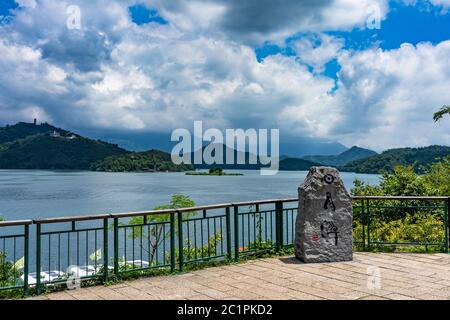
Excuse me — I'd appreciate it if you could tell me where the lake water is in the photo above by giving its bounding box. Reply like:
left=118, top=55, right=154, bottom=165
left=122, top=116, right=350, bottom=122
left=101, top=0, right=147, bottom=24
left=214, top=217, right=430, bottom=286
left=0, top=170, right=380, bottom=220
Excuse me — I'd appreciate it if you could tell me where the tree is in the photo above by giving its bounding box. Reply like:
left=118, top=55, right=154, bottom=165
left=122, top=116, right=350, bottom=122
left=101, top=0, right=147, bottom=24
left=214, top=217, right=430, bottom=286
left=351, top=160, right=450, bottom=251
left=433, top=105, right=450, bottom=122
left=128, top=195, right=196, bottom=265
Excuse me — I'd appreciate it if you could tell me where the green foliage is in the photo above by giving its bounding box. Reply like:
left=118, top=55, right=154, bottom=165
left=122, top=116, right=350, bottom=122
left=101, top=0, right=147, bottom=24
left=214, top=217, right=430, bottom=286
left=352, top=159, right=450, bottom=252
left=423, top=156, right=450, bottom=195
left=209, top=167, right=223, bottom=175
left=92, top=149, right=193, bottom=172
left=183, top=233, right=223, bottom=262
left=433, top=105, right=450, bottom=122
left=342, top=145, right=450, bottom=174
left=352, top=158, right=450, bottom=197
left=127, top=195, right=196, bottom=265
left=0, top=252, right=22, bottom=288
left=353, top=214, right=445, bottom=252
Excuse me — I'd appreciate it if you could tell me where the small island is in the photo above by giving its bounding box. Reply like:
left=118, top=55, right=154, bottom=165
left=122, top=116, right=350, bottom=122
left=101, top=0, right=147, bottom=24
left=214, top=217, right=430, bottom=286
left=185, top=168, right=243, bottom=176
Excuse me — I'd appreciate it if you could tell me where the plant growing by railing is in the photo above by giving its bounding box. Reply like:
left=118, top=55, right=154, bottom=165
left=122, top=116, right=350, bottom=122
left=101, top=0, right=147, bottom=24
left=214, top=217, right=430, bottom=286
left=0, top=252, right=22, bottom=288
left=183, top=233, right=222, bottom=262
left=126, top=195, right=197, bottom=265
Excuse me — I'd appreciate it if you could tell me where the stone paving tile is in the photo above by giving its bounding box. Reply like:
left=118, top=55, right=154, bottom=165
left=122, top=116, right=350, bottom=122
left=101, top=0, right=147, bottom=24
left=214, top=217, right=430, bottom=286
left=34, top=253, right=450, bottom=300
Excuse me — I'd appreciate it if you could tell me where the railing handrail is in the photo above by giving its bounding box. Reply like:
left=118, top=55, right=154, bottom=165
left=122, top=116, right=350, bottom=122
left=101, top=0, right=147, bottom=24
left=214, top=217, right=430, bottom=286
left=1, top=196, right=449, bottom=227
left=352, top=196, right=449, bottom=200
left=0, top=219, right=33, bottom=227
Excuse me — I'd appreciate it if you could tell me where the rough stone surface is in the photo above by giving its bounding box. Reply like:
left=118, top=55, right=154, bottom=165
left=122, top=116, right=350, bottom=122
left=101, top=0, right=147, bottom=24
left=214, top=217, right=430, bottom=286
left=295, top=167, right=353, bottom=263
left=34, top=253, right=450, bottom=300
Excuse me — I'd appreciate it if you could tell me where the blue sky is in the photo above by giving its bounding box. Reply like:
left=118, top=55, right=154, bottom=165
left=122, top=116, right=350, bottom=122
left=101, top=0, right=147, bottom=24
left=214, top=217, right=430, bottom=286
left=1, top=0, right=450, bottom=154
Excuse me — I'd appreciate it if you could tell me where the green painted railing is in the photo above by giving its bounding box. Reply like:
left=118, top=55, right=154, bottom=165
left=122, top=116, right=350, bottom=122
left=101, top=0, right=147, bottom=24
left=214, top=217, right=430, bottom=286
left=0, top=196, right=449, bottom=297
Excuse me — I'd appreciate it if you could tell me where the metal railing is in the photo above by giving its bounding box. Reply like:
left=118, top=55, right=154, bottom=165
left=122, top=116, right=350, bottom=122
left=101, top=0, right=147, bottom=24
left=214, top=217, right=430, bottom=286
left=353, top=196, right=449, bottom=252
left=0, top=196, right=449, bottom=297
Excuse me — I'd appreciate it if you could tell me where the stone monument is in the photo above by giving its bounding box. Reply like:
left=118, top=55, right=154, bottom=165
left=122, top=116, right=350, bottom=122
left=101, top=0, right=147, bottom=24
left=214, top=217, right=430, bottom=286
left=295, top=167, right=353, bottom=263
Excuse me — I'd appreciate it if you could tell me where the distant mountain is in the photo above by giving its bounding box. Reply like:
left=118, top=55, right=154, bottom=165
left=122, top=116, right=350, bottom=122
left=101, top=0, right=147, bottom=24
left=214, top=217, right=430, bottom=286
left=92, top=149, right=193, bottom=172
left=303, top=146, right=377, bottom=166
left=279, top=157, right=321, bottom=171
left=77, top=129, right=349, bottom=156
left=341, top=145, right=450, bottom=174
left=185, top=144, right=265, bottom=170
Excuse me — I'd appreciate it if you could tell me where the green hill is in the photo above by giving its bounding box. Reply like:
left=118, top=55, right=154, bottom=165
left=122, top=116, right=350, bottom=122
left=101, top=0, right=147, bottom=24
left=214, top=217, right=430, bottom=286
left=303, top=146, right=377, bottom=166
left=0, top=122, right=70, bottom=144
left=279, top=157, right=321, bottom=171
left=0, top=133, right=127, bottom=170
left=92, top=149, right=194, bottom=172
left=341, top=145, right=450, bottom=173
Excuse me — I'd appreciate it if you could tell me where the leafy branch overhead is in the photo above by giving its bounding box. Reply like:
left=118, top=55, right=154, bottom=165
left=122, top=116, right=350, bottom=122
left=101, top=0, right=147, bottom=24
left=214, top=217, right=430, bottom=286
left=433, top=105, right=450, bottom=122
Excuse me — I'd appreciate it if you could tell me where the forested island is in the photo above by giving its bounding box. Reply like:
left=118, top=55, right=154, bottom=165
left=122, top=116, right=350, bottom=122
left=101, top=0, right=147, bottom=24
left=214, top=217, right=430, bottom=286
left=185, top=168, right=243, bottom=176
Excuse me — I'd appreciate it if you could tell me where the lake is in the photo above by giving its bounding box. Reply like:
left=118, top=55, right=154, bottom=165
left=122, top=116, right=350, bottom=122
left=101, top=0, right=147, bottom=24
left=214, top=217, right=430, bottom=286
left=0, top=170, right=380, bottom=220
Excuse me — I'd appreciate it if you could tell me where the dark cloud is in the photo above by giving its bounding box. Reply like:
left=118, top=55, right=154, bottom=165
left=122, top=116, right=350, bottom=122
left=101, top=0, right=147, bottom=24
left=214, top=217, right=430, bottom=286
left=41, top=30, right=113, bottom=72
left=219, top=0, right=332, bottom=34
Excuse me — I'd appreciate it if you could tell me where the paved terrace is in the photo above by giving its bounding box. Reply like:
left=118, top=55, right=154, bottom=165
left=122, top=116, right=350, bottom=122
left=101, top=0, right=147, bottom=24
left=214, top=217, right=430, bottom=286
left=31, top=252, right=450, bottom=300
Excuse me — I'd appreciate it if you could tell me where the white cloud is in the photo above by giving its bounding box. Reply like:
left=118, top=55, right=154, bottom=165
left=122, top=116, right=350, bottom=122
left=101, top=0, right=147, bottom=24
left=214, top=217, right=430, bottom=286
left=292, top=33, right=344, bottom=73
left=0, top=0, right=449, bottom=152
left=331, top=41, right=450, bottom=150
left=149, top=0, right=389, bottom=45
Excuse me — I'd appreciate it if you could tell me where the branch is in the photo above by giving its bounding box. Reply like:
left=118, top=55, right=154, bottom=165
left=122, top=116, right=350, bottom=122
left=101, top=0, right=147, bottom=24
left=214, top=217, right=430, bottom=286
left=433, top=105, right=450, bottom=122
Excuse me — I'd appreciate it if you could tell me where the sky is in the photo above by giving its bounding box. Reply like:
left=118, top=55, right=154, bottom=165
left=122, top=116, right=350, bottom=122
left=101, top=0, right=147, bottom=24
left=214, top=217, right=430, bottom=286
left=0, top=0, right=450, bottom=154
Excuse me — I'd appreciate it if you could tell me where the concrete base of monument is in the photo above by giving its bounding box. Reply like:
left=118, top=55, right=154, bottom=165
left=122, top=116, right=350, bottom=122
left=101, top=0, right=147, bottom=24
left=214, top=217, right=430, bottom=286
left=295, top=248, right=353, bottom=263
left=295, top=166, right=353, bottom=263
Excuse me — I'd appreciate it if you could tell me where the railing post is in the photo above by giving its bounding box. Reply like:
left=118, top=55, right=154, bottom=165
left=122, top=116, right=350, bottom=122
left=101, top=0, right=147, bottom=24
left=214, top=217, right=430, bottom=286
left=361, top=199, right=366, bottom=251
left=23, top=224, right=29, bottom=296
left=36, top=223, right=41, bottom=295
left=170, top=212, right=175, bottom=272
left=177, top=211, right=184, bottom=272
left=103, top=218, right=109, bottom=282
left=445, top=198, right=449, bottom=254
left=275, top=201, right=283, bottom=252
left=234, top=205, right=239, bottom=262
left=278, top=201, right=284, bottom=250
left=256, top=204, right=261, bottom=246
left=226, top=207, right=232, bottom=260
left=113, top=217, right=119, bottom=279
left=366, top=199, right=371, bottom=250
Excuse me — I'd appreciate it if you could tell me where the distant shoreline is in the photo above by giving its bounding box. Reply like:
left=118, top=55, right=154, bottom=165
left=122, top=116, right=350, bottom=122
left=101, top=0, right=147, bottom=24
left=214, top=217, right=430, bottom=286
left=185, top=171, right=243, bottom=176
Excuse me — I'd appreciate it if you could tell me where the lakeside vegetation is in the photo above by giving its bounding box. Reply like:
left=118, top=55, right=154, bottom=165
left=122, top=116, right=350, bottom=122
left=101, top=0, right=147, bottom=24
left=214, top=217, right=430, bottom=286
left=351, top=156, right=450, bottom=252
left=341, top=145, right=450, bottom=174
left=185, top=168, right=243, bottom=176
